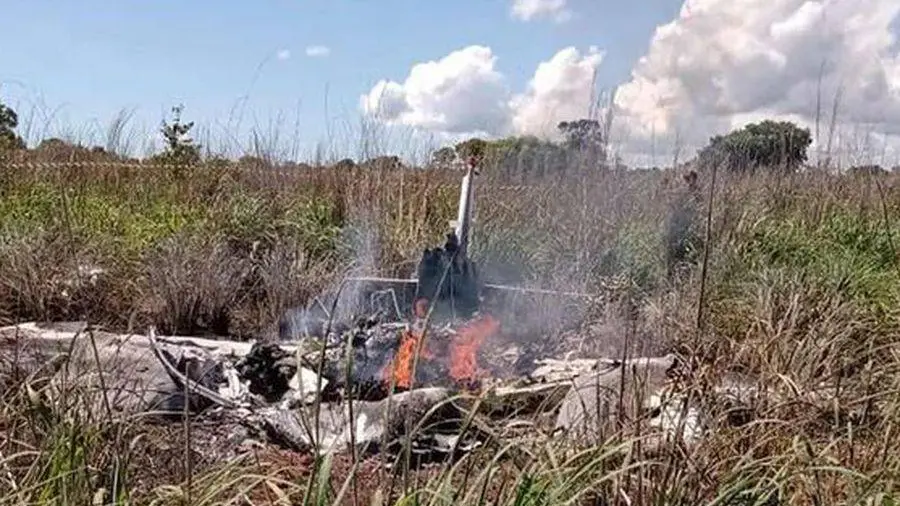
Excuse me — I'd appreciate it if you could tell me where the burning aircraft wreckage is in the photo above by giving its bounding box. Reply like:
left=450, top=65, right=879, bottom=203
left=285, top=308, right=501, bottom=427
left=276, top=161, right=602, bottom=394
left=1, top=160, right=746, bottom=467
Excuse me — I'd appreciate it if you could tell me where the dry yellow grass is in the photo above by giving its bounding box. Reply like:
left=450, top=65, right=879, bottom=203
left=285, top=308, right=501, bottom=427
left=2, top=157, right=900, bottom=504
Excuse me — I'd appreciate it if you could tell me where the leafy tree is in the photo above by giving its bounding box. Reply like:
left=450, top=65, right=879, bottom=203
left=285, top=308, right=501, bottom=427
left=364, top=155, right=402, bottom=170
left=440, top=118, right=612, bottom=180
left=0, top=100, right=25, bottom=151
left=430, top=146, right=456, bottom=167
left=333, top=158, right=356, bottom=170
left=32, top=138, right=115, bottom=162
left=698, top=120, right=812, bottom=172
left=155, top=104, right=201, bottom=167
left=558, top=119, right=604, bottom=151
left=446, top=135, right=568, bottom=180
left=454, top=138, right=488, bottom=163
left=482, top=135, right=566, bottom=179
left=558, top=119, right=608, bottom=169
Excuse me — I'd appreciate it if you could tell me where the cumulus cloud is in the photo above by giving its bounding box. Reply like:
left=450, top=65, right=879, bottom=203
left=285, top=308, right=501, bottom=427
left=362, top=0, right=900, bottom=167
left=305, top=45, right=331, bottom=58
left=511, top=46, right=604, bottom=137
left=612, top=0, right=900, bottom=164
left=360, top=45, right=512, bottom=136
left=360, top=45, right=606, bottom=139
left=510, top=0, right=572, bottom=23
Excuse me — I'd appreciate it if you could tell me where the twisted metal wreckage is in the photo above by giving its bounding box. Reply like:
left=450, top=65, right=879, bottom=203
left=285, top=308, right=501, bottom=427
left=339, top=157, right=598, bottom=322
left=2, top=158, right=726, bottom=463
left=275, top=157, right=604, bottom=393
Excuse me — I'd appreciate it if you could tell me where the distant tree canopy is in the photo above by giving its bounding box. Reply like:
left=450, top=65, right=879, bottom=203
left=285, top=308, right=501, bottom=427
left=32, top=138, right=117, bottom=162
left=433, top=119, right=609, bottom=180
left=0, top=100, right=25, bottom=152
left=431, top=146, right=456, bottom=166
left=333, top=158, right=356, bottom=170
left=450, top=135, right=567, bottom=178
left=363, top=155, right=402, bottom=170
left=698, top=120, right=812, bottom=172
left=454, top=138, right=489, bottom=162
left=558, top=119, right=606, bottom=160
left=847, top=164, right=886, bottom=177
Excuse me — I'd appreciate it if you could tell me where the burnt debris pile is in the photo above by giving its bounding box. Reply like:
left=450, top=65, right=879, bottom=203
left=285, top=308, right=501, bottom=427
left=2, top=320, right=723, bottom=469
left=235, top=342, right=300, bottom=402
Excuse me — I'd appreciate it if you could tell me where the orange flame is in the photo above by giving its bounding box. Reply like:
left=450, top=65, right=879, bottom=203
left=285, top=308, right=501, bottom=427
left=381, top=301, right=500, bottom=390
left=384, top=329, right=432, bottom=389
left=449, top=314, right=500, bottom=385
left=382, top=298, right=432, bottom=389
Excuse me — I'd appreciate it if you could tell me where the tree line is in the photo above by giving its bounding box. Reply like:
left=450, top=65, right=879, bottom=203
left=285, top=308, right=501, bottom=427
left=4, top=96, right=888, bottom=174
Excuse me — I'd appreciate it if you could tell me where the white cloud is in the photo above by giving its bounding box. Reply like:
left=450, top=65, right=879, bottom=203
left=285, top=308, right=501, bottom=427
left=305, top=45, right=331, bottom=58
left=361, top=0, right=900, bottom=168
left=360, top=45, right=512, bottom=136
left=360, top=45, right=605, bottom=139
left=511, top=0, right=572, bottom=23
left=276, top=49, right=291, bottom=61
left=612, top=0, right=900, bottom=165
left=511, top=46, right=605, bottom=137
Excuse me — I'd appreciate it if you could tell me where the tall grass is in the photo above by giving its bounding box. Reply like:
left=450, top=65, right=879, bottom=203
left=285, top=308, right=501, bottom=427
left=2, top=155, right=900, bottom=504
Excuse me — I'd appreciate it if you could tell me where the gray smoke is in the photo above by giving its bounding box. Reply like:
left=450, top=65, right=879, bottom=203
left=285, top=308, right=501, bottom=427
left=329, top=208, right=381, bottom=321
left=278, top=209, right=381, bottom=342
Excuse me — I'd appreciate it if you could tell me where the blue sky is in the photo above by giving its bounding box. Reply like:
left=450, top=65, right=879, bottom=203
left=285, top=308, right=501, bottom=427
left=2, top=0, right=899, bottom=166
left=0, top=0, right=682, bottom=158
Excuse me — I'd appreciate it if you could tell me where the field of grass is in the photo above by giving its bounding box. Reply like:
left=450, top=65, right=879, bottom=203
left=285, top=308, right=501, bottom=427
left=3, top=154, right=900, bottom=504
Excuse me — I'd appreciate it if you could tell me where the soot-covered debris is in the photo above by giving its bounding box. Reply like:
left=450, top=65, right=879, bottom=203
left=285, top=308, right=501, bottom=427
left=235, top=342, right=298, bottom=402
left=4, top=320, right=727, bottom=466
left=416, top=232, right=481, bottom=320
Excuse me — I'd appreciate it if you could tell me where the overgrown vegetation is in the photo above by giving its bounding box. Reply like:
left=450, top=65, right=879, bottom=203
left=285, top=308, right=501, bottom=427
left=149, top=104, right=202, bottom=171
left=3, top=96, right=900, bottom=504
left=698, top=120, right=814, bottom=172
left=440, top=118, right=615, bottom=180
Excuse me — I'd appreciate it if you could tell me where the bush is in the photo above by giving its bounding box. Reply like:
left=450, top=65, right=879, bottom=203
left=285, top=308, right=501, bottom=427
left=0, top=100, right=25, bottom=152
left=698, top=120, right=813, bottom=172
left=143, top=234, right=251, bottom=335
